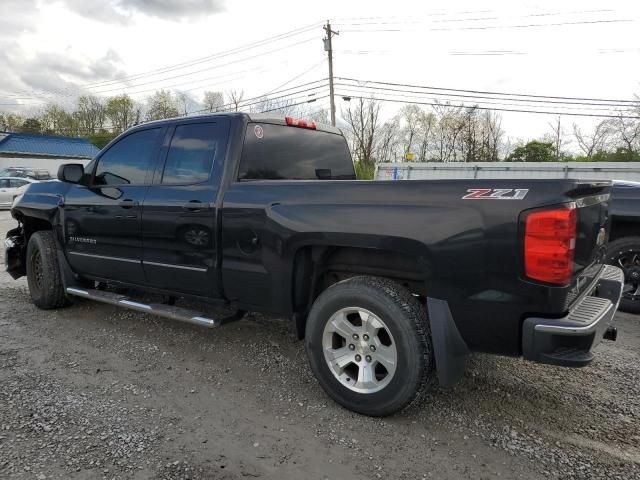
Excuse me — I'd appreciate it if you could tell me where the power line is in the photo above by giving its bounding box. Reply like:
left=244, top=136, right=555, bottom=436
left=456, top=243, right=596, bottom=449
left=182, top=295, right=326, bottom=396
left=336, top=77, right=639, bottom=104
left=334, top=82, right=636, bottom=108
left=338, top=18, right=633, bottom=33
left=260, top=96, right=329, bottom=113
left=335, top=85, right=629, bottom=116
left=187, top=82, right=329, bottom=115
left=2, top=22, right=323, bottom=99
left=336, top=93, right=640, bottom=119
left=263, top=58, right=326, bottom=96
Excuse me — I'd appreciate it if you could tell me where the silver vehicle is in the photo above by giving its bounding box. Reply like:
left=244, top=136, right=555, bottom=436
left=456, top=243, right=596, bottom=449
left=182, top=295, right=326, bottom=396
left=0, top=177, right=36, bottom=208
left=0, top=167, right=52, bottom=180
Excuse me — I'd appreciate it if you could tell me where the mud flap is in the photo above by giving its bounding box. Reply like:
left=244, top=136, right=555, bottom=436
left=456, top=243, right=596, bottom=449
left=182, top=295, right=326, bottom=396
left=427, top=297, right=470, bottom=387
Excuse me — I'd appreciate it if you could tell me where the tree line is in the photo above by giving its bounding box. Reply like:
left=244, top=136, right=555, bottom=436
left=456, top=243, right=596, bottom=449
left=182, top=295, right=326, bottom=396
left=339, top=97, right=640, bottom=177
left=0, top=89, right=264, bottom=148
left=1, top=89, right=638, bottom=167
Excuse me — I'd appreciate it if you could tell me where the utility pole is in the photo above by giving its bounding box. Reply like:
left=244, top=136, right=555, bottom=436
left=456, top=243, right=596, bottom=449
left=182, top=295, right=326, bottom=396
left=323, top=20, right=338, bottom=126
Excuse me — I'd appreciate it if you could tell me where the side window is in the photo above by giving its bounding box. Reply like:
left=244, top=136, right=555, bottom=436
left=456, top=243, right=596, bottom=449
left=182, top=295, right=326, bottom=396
left=161, top=123, right=220, bottom=184
left=10, top=179, right=28, bottom=188
left=94, top=128, right=161, bottom=186
left=0, top=179, right=9, bottom=188
left=238, top=123, right=355, bottom=180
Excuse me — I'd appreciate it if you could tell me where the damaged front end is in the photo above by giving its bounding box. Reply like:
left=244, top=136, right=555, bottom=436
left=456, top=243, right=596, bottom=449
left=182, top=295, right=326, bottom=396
left=4, top=226, right=26, bottom=279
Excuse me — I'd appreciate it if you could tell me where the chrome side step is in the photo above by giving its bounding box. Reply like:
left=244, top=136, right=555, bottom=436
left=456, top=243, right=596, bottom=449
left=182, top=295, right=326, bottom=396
left=66, top=287, right=245, bottom=328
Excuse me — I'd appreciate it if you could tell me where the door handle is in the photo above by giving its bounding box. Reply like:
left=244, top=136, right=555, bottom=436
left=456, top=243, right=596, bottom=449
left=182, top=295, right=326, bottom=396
left=118, top=199, right=139, bottom=209
left=182, top=201, right=211, bottom=212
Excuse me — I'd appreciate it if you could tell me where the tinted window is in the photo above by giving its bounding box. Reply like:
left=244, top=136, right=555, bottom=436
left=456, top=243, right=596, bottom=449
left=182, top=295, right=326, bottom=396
left=162, top=123, right=220, bottom=184
left=238, top=123, right=355, bottom=180
left=94, top=128, right=161, bottom=185
left=0, top=179, right=9, bottom=188
left=10, top=179, right=28, bottom=187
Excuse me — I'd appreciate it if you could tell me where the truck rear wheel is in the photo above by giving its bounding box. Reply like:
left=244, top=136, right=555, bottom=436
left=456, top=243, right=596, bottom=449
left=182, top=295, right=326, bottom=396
left=606, top=236, right=640, bottom=314
left=26, top=231, right=67, bottom=310
left=305, top=276, right=434, bottom=416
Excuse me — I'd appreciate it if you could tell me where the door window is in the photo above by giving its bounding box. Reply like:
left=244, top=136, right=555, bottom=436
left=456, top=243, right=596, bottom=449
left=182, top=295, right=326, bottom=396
left=94, top=128, right=161, bottom=186
left=10, top=179, right=28, bottom=188
left=161, top=123, right=220, bottom=184
left=0, top=179, right=9, bottom=188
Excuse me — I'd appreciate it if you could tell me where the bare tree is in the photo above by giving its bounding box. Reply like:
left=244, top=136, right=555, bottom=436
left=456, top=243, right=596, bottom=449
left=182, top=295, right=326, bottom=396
left=573, top=121, right=611, bottom=158
left=546, top=116, right=568, bottom=160
left=342, top=97, right=381, bottom=166
left=203, top=91, right=224, bottom=112
left=399, top=105, right=421, bottom=156
left=417, top=111, right=436, bottom=161
left=609, top=113, right=640, bottom=155
left=375, top=119, right=401, bottom=163
left=175, top=91, right=200, bottom=116
left=227, top=90, right=245, bottom=111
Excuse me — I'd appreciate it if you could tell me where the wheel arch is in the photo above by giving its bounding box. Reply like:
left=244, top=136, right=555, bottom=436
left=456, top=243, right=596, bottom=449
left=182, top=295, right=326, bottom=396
left=289, top=239, right=432, bottom=339
left=610, top=216, right=640, bottom=242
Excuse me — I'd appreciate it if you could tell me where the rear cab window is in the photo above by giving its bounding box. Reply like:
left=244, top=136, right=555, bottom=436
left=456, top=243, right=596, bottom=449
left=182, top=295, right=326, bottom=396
left=238, top=122, right=355, bottom=181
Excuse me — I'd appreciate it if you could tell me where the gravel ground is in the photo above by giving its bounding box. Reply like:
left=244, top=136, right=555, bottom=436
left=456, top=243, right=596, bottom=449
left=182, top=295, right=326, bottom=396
left=0, top=210, right=638, bottom=480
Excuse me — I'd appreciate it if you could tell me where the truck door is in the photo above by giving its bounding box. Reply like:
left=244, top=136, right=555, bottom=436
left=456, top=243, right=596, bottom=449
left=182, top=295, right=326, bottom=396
left=62, top=126, right=164, bottom=284
left=141, top=119, right=229, bottom=298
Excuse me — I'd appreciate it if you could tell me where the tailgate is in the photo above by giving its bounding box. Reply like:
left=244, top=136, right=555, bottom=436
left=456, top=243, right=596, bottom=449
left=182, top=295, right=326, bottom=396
left=567, top=182, right=611, bottom=303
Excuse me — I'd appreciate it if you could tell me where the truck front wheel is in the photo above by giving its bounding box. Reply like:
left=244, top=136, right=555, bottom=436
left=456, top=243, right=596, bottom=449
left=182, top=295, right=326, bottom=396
left=305, top=276, right=434, bottom=416
left=26, top=231, right=67, bottom=310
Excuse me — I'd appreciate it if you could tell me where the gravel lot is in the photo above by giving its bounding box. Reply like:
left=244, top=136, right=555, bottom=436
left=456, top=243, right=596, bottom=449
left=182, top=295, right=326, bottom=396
left=0, top=210, right=638, bottom=480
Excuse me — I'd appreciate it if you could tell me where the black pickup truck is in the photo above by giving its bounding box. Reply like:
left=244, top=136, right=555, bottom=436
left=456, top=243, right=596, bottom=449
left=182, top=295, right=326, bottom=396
left=606, top=181, right=640, bottom=314
left=4, top=113, right=624, bottom=416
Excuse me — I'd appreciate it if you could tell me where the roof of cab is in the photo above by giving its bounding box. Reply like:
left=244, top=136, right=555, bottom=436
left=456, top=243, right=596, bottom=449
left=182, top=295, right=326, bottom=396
left=134, top=112, right=343, bottom=135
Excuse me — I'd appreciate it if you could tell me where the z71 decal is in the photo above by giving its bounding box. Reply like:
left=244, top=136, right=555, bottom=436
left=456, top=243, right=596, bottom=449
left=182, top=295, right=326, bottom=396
left=462, top=188, right=529, bottom=200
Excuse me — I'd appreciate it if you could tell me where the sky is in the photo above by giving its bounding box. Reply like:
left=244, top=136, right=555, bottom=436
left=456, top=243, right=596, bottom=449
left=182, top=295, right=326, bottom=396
left=0, top=0, right=638, bottom=149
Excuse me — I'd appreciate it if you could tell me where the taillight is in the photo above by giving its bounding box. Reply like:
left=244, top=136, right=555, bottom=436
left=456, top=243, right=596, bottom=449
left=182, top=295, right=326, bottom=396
left=285, top=116, right=316, bottom=130
left=524, top=204, right=577, bottom=285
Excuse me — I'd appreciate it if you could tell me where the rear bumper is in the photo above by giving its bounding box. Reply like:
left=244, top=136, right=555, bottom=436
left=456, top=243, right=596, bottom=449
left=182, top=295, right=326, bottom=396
left=522, top=264, right=623, bottom=367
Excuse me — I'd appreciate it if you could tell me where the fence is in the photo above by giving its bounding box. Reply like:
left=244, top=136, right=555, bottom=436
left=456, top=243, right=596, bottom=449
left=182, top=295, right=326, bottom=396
left=374, top=162, right=640, bottom=182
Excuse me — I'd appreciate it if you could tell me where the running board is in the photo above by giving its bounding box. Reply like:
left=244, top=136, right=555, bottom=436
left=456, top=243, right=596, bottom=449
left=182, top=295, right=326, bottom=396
left=66, top=287, right=245, bottom=328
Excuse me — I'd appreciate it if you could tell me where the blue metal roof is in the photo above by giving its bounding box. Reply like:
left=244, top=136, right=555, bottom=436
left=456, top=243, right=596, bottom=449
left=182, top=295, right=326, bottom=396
left=0, top=132, right=99, bottom=159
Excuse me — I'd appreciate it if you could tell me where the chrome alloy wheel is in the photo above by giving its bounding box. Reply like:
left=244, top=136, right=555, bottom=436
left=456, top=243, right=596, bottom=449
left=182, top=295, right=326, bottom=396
left=322, top=307, right=397, bottom=394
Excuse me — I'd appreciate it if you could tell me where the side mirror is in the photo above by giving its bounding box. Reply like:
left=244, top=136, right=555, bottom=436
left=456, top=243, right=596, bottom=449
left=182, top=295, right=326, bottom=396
left=58, top=164, right=85, bottom=184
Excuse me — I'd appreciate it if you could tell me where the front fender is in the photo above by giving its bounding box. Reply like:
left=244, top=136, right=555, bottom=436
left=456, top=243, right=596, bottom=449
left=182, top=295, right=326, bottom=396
left=4, top=226, right=25, bottom=279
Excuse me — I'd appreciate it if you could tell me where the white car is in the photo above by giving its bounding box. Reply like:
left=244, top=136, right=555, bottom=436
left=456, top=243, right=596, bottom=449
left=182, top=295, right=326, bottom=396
left=0, top=176, right=37, bottom=208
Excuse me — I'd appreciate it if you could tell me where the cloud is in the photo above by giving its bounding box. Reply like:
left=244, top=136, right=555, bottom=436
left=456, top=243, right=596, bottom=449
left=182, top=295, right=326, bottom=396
left=0, top=46, right=128, bottom=110
left=63, top=0, right=226, bottom=23
left=0, top=0, right=40, bottom=34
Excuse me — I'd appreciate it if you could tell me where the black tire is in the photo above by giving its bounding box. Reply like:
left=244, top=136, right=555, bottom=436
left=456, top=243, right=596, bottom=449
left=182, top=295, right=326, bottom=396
left=305, top=276, right=434, bottom=416
left=26, top=231, right=67, bottom=310
left=606, top=236, right=640, bottom=314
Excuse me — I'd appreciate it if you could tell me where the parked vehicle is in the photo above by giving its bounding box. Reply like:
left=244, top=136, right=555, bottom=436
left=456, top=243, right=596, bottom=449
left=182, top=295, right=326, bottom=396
left=0, top=176, right=36, bottom=208
left=4, top=113, right=624, bottom=416
left=606, top=181, right=640, bottom=313
left=0, top=167, right=52, bottom=180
